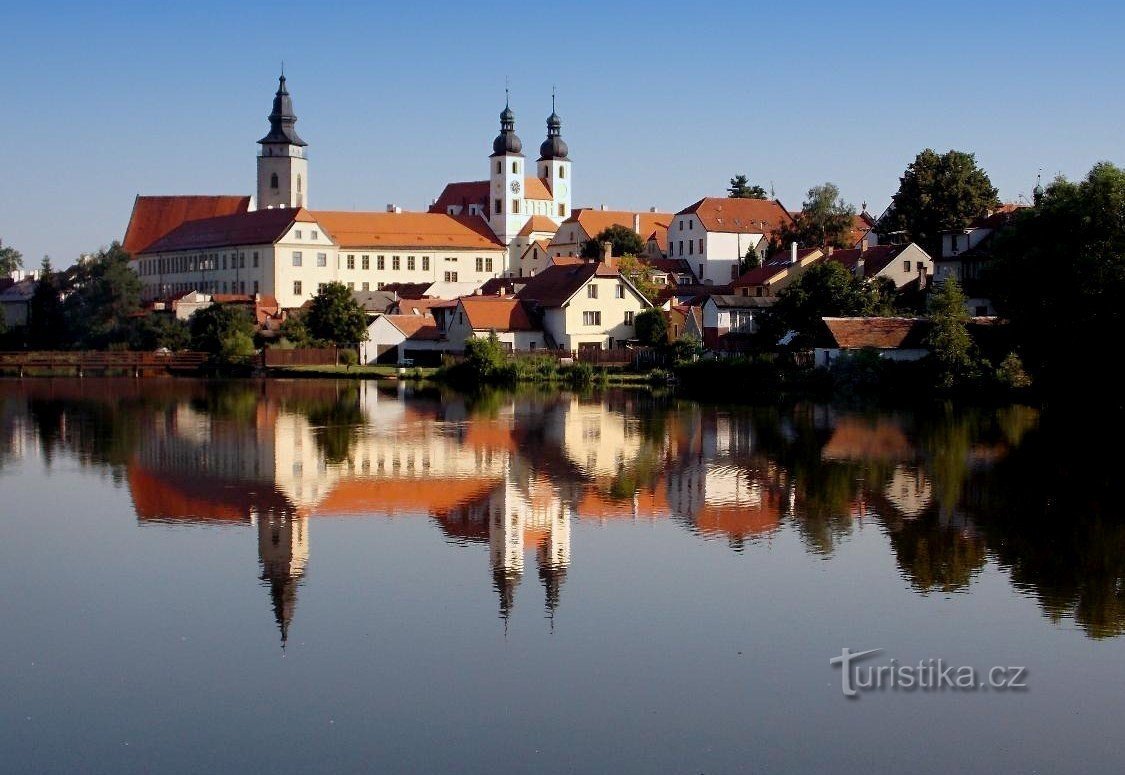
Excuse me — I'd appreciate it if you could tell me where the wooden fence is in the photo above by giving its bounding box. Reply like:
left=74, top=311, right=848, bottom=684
left=0, top=351, right=208, bottom=376
left=262, top=347, right=341, bottom=367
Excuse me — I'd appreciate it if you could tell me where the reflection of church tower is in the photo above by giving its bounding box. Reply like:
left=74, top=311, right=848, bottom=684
left=257, top=511, right=309, bottom=645
left=489, top=486, right=525, bottom=622
left=538, top=499, right=570, bottom=623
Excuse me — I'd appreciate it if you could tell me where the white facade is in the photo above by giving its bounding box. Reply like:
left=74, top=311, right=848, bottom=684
left=666, top=212, right=766, bottom=286
left=257, top=145, right=307, bottom=209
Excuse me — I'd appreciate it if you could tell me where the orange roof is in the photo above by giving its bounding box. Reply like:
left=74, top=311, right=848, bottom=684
left=576, top=485, right=669, bottom=519
left=128, top=465, right=293, bottom=522
left=518, top=215, right=559, bottom=236
left=396, top=297, right=450, bottom=315
left=458, top=296, right=538, bottom=332
left=312, top=210, right=504, bottom=250
left=560, top=209, right=673, bottom=244
left=678, top=197, right=793, bottom=234
left=142, top=207, right=316, bottom=253
left=313, top=477, right=502, bottom=516
left=123, top=195, right=251, bottom=255
left=822, top=417, right=914, bottom=462
left=381, top=314, right=443, bottom=340
left=550, top=255, right=585, bottom=266
left=523, top=177, right=553, bottom=200
left=820, top=317, right=928, bottom=349
left=693, top=500, right=780, bottom=540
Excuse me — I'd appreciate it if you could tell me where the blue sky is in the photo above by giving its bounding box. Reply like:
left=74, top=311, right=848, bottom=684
left=3, top=0, right=1123, bottom=267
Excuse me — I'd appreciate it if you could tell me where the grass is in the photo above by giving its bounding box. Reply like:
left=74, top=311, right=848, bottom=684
left=267, top=364, right=438, bottom=379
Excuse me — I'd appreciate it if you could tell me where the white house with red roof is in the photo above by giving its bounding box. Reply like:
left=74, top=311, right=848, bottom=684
left=666, top=197, right=795, bottom=286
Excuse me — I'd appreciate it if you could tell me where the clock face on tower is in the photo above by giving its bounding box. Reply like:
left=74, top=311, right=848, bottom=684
left=510, top=180, right=522, bottom=194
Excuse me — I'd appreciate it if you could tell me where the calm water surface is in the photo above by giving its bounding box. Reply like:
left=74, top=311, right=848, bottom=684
left=1, top=378, right=1123, bottom=773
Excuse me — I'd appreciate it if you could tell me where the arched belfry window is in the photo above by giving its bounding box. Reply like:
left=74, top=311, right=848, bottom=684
left=297, top=174, right=302, bottom=193
left=559, top=167, right=566, bottom=179
left=270, top=172, right=279, bottom=189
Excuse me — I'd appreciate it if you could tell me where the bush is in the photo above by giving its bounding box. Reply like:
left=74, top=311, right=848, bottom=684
left=338, top=349, right=358, bottom=367
left=563, top=361, right=594, bottom=385
left=411, top=367, right=425, bottom=381
left=648, top=368, right=672, bottom=385
left=996, top=352, right=1031, bottom=389
left=514, top=355, right=560, bottom=381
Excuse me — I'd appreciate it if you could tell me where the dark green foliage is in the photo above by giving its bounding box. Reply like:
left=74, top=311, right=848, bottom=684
left=879, top=149, right=1000, bottom=256
left=563, top=361, right=594, bottom=385
left=28, top=257, right=66, bottom=349
left=581, top=224, right=645, bottom=259
left=463, top=333, right=511, bottom=381
left=0, top=238, right=22, bottom=275
left=634, top=308, right=668, bottom=346
left=126, top=314, right=191, bottom=351
left=776, top=183, right=856, bottom=249
left=927, top=277, right=977, bottom=389
left=306, top=282, right=368, bottom=345
left=62, top=242, right=142, bottom=348
left=739, top=245, right=762, bottom=274
left=992, top=162, right=1125, bottom=397
left=769, top=260, right=884, bottom=346
left=189, top=304, right=257, bottom=363
left=279, top=310, right=315, bottom=347
left=728, top=174, right=768, bottom=199
left=671, top=335, right=701, bottom=364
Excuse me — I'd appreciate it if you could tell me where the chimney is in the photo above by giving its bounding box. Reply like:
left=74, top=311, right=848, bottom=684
left=827, top=245, right=834, bottom=256
left=860, top=237, right=869, bottom=253
left=633, top=213, right=641, bottom=234
left=601, top=241, right=614, bottom=265
left=498, top=285, right=507, bottom=297
left=918, top=263, right=928, bottom=290
left=649, top=206, right=657, bottom=213
left=386, top=204, right=402, bottom=213
left=790, top=241, right=798, bottom=264
left=600, top=204, right=607, bottom=211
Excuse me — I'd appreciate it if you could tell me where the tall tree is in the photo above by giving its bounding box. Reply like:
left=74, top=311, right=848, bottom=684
left=634, top=308, right=668, bottom=346
left=728, top=174, right=768, bottom=199
left=879, top=149, right=1000, bottom=256
left=777, top=183, right=856, bottom=249
left=0, top=238, right=23, bottom=276
left=28, top=257, right=66, bottom=349
left=581, top=224, right=645, bottom=259
left=190, top=303, right=257, bottom=362
left=306, top=282, right=368, bottom=345
left=614, top=255, right=660, bottom=303
left=927, top=277, right=976, bottom=389
left=992, top=162, right=1125, bottom=396
left=62, top=241, right=141, bottom=348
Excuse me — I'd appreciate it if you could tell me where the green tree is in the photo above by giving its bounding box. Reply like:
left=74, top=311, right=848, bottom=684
left=306, top=282, right=368, bottom=345
left=992, top=162, right=1125, bottom=395
left=126, top=314, right=191, bottom=351
left=927, top=277, right=976, bottom=389
left=634, top=308, right=668, bottom=346
left=0, top=238, right=23, bottom=276
left=0, top=305, right=7, bottom=338
left=879, top=149, right=1000, bottom=256
left=62, top=242, right=141, bottom=348
left=279, top=309, right=315, bottom=347
left=463, top=333, right=509, bottom=381
left=769, top=260, right=879, bottom=345
left=189, top=304, right=257, bottom=363
left=776, top=183, right=856, bottom=249
left=738, top=245, right=762, bottom=274
left=728, top=174, right=768, bottom=199
left=581, top=224, right=645, bottom=259
left=615, top=254, right=660, bottom=303
left=28, top=257, right=66, bottom=349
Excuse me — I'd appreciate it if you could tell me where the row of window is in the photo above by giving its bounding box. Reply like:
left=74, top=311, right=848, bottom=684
left=582, top=311, right=635, bottom=326
left=586, top=283, right=626, bottom=299
left=292, top=229, right=318, bottom=241
left=152, top=280, right=260, bottom=295
left=139, top=251, right=260, bottom=276
left=674, top=238, right=705, bottom=257
left=290, top=272, right=465, bottom=297
left=294, top=252, right=497, bottom=273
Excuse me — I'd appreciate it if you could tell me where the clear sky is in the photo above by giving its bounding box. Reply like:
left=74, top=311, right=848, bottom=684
left=3, top=0, right=1123, bottom=267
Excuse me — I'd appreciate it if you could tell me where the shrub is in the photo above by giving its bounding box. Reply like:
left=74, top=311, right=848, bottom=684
left=563, top=361, right=594, bottom=385
left=996, top=352, right=1031, bottom=389
left=338, top=349, right=358, bottom=367
left=648, top=368, right=672, bottom=385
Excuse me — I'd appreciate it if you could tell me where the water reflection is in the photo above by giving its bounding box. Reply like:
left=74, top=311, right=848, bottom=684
left=1, top=378, right=1122, bottom=640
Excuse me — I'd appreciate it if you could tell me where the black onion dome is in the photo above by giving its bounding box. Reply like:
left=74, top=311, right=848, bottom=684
left=258, top=74, right=307, bottom=147
left=491, top=100, right=522, bottom=156
left=538, top=98, right=568, bottom=160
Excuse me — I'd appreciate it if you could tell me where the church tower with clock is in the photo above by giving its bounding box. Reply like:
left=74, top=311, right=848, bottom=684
left=257, top=72, right=308, bottom=210
left=488, top=94, right=527, bottom=247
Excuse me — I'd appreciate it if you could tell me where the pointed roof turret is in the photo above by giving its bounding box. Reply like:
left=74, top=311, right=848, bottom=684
left=492, top=89, right=523, bottom=157
left=258, top=72, right=307, bottom=147
left=538, top=91, right=569, bottom=161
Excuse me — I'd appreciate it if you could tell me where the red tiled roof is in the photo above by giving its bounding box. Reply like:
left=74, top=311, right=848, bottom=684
left=820, top=317, right=929, bottom=349
left=518, top=215, right=559, bottom=236
left=733, top=252, right=813, bottom=287
left=550, top=255, right=585, bottom=266
left=828, top=245, right=909, bottom=278
left=382, top=314, right=443, bottom=340
left=523, top=178, right=553, bottom=200
left=312, top=211, right=504, bottom=250
left=458, top=296, right=538, bottom=332
left=678, top=197, right=793, bottom=234
left=558, top=209, right=673, bottom=245
left=396, top=296, right=453, bottom=315
left=140, top=207, right=314, bottom=254
left=646, top=227, right=669, bottom=252
left=429, top=181, right=489, bottom=214
left=123, top=195, right=251, bottom=256
left=517, top=262, right=619, bottom=307
left=642, top=258, right=691, bottom=275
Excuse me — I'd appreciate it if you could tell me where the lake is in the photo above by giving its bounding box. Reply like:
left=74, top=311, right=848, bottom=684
left=1, top=378, right=1123, bottom=773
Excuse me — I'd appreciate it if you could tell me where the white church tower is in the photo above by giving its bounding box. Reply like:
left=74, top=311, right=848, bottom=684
left=257, top=72, right=309, bottom=209
left=489, top=93, right=527, bottom=246
left=538, top=94, right=572, bottom=221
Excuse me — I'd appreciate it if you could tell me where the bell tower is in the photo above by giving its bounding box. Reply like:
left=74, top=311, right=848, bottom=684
left=256, top=71, right=309, bottom=209
left=538, top=92, right=571, bottom=223
left=488, top=91, right=526, bottom=245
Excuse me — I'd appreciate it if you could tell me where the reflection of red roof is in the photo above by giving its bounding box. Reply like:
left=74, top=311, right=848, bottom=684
left=822, top=417, right=913, bottom=462
left=313, top=477, right=502, bottom=516
left=694, top=499, right=780, bottom=539
left=576, top=485, right=669, bottom=519
left=128, top=465, right=294, bottom=522
left=124, top=195, right=251, bottom=255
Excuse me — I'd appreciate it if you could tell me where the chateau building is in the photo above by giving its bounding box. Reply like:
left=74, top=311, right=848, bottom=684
left=126, top=76, right=576, bottom=307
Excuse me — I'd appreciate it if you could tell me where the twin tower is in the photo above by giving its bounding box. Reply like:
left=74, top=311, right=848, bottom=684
left=255, top=74, right=573, bottom=247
